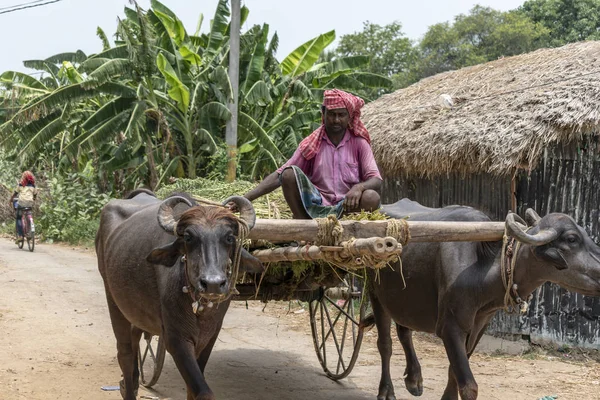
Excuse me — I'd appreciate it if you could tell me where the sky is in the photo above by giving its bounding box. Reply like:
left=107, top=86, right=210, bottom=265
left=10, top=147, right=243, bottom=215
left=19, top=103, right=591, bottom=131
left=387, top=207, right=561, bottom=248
left=0, top=0, right=526, bottom=73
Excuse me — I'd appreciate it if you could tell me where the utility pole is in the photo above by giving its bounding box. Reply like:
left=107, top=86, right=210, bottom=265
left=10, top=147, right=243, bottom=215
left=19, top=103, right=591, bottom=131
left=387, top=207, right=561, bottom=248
left=226, top=0, right=240, bottom=182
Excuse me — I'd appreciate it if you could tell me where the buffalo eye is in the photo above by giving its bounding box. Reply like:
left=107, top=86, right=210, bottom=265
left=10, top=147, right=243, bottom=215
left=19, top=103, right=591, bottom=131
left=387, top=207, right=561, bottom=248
left=226, top=234, right=235, bottom=244
left=566, top=235, right=579, bottom=244
left=184, top=232, right=192, bottom=243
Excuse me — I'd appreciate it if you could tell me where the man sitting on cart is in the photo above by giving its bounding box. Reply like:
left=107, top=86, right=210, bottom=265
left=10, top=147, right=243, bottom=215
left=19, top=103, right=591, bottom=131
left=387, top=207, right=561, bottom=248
left=235, top=89, right=382, bottom=219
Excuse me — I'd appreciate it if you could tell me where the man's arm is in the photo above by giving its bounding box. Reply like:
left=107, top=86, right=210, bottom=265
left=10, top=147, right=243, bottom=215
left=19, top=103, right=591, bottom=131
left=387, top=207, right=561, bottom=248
left=227, top=172, right=281, bottom=212
left=344, top=138, right=383, bottom=210
left=358, top=177, right=382, bottom=193
left=243, top=146, right=309, bottom=202
left=244, top=172, right=281, bottom=201
left=345, top=177, right=382, bottom=210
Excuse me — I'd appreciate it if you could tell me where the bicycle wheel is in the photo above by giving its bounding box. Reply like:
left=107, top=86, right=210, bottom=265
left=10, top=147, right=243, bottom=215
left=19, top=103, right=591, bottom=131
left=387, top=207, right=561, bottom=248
left=26, top=231, right=34, bottom=252
left=138, top=332, right=166, bottom=388
left=22, top=214, right=33, bottom=252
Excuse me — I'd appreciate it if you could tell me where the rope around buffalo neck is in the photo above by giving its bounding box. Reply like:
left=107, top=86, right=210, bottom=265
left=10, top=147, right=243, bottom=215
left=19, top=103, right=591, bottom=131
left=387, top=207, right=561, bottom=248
left=229, top=218, right=249, bottom=298
left=500, top=227, right=531, bottom=314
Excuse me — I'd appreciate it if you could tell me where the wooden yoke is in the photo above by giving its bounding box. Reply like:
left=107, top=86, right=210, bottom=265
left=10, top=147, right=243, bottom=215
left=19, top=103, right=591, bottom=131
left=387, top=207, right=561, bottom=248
left=248, top=219, right=506, bottom=244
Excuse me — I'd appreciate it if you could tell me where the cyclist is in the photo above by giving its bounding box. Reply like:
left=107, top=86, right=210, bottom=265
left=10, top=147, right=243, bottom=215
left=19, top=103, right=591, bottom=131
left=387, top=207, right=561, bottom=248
left=9, top=171, right=38, bottom=244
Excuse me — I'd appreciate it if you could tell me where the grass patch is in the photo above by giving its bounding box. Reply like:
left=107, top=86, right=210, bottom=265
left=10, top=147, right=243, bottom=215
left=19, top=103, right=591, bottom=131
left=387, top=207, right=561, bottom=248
left=59, top=219, right=99, bottom=247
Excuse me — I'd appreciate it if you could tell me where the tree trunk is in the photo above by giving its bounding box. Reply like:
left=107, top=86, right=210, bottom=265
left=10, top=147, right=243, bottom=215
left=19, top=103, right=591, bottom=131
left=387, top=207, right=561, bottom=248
left=146, top=137, right=159, bottom=190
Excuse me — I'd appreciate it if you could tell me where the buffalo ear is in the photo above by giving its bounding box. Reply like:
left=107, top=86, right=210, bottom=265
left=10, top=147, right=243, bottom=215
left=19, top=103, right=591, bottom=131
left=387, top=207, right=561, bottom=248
left=537, top=247, right=569, bottom=270
left=147, top=239, right=184, bottom=266
left=239, top=248, right=264, bottom=273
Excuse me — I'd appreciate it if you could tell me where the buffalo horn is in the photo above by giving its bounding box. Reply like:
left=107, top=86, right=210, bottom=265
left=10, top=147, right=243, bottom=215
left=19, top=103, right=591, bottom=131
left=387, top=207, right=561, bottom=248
left=525, top=208, right=542, bottom=226
left=505, top=213, right=558, bottom=246
left=157, top=196, right=193, bottom=234
left=509, top=212, right=527, bottom=226
left=223, top=196, right=256, bottom=230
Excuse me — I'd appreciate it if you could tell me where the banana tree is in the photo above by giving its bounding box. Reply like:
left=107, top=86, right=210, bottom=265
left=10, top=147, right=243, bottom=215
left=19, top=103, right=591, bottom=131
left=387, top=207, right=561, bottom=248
left=0, top=0, right=393, bottom=188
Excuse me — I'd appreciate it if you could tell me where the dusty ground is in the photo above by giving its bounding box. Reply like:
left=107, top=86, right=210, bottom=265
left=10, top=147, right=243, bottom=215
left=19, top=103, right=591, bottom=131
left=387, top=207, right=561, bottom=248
left=0, top=239, right=599, bottom=400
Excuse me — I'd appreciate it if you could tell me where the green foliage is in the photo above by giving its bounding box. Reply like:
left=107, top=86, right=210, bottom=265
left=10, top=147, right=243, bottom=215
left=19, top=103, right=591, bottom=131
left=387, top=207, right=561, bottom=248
left=281, top=30, right=336, bottom=77
left=520, top=0, right=600, bottom=45
left=336, top=21, right=416, bottom=78
left=0, top=0, right=392, bottom=192
left=60, top=218, right=100, bottom=246
left=0, top=151, right=22, bottom=223
left=39, top=166, right=111, bottom=243
left=156, top=177, right=292, bottom=219
left=0, top=149, right=21, bottom=190
left=97, top=27, right=111, bottom=51
left=418, top=6, right=549, bottom=78
left=335, top=21, right=413, bottom=94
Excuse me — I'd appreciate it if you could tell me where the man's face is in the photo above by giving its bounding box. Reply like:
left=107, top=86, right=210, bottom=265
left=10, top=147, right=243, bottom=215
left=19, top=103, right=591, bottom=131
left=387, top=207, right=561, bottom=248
left=323, top=107, right=349, bottom=135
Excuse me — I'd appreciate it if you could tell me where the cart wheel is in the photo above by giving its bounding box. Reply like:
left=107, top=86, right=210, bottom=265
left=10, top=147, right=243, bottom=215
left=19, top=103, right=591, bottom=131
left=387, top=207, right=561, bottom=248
left=138, top=332, right=166, bottom=388
left=309, top=274, right=369, bottom=380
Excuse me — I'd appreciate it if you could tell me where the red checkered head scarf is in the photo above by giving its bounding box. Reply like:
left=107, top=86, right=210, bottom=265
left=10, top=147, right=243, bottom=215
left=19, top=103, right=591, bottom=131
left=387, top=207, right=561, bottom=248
left=298, top=89, right=371, bottom=160
left=20, top=171, right=35, bottom=186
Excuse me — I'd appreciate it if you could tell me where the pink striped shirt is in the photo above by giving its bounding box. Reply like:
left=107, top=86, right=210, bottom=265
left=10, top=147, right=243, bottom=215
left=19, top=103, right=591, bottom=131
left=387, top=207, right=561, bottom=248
left=277, top=131, right=382, bottom=205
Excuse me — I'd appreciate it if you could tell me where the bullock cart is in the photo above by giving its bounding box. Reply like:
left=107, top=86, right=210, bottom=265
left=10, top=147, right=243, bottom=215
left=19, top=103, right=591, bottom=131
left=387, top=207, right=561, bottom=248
left=138, top=216, right=505, bottom=386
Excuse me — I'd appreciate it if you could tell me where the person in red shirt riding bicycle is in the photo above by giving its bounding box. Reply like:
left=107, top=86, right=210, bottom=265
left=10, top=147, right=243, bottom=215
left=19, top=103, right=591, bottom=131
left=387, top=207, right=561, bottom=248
left=9, top=171, right=38, bottom=244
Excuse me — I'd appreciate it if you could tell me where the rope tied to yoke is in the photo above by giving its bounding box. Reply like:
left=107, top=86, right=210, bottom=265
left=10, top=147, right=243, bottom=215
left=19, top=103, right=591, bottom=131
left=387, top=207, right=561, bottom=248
left=386, top=218, right=410, bottom=246
left=500, top=225, right=532, bottom=314
left=314, top=215, right=410, bottom=246
left=316, top=215, right=344, bottom=246
left=310, top=215, right=410, bottom=270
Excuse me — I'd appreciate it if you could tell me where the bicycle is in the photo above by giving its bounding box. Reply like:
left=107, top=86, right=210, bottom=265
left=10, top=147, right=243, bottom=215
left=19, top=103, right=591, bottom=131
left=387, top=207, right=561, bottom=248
left=15, top=207, right=35, bottom=252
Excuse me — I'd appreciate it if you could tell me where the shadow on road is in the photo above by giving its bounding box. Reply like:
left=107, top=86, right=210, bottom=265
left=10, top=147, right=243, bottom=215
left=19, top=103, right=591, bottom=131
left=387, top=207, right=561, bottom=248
left=145, top=348, right=375, bottom=400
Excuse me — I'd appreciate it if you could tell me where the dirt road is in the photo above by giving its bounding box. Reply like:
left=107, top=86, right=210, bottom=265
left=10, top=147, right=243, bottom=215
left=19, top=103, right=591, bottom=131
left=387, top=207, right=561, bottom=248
left=0, top=238, right=598, bottom=400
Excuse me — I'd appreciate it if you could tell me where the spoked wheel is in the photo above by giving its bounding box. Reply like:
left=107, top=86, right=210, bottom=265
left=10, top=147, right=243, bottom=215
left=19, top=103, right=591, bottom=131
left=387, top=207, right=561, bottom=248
left=138, top=332, right=166, bottom=388
left=26, top=232, right=34, bottom=252
left=21, top=215, right=34, bottom=252
left=309, top=274, right=369, bottom=380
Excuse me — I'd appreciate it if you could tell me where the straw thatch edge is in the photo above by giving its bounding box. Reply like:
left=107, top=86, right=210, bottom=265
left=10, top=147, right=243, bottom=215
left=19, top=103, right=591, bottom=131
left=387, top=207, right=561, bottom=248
left=362, top=41, right=600, bottom=177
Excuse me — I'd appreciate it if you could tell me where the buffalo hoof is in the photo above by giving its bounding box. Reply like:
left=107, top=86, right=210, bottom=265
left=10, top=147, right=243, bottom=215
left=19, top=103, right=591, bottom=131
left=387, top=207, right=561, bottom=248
left=196, top=394, right=216, bottom=400
left=377, top=384, right=397, bottom=400
left=458, top=384, right=477, bottom=400
left=441, top=394, right=459, bottom=400
left=405, top=375, right=424, bottom=396
left=119, top=379, right=138, bottom=400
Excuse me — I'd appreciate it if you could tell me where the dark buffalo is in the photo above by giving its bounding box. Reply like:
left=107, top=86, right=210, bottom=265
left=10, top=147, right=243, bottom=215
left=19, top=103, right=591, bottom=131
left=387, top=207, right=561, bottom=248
left=367, top=199, right=600, bottom=400
left=96, top=190, right=263, bottom=400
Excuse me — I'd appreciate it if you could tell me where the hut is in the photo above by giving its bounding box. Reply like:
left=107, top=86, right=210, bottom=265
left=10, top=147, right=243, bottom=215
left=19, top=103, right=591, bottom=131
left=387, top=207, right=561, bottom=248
left=363, top=41, right=600, bottom=348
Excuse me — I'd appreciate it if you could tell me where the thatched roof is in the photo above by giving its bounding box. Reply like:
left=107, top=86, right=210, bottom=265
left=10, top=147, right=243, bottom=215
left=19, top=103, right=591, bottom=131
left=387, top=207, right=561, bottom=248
left=363, top=41, right=600, bottom=177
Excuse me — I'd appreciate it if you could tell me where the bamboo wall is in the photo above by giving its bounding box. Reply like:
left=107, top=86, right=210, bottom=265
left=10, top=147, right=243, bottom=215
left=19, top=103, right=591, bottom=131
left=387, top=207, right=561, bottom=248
left=381, top=135, right=600, bottom=348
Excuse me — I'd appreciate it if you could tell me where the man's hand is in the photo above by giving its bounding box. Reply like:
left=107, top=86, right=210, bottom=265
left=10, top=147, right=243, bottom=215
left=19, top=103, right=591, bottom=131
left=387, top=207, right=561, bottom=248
left=227, top=201, right=239, bottom=213
left=227, top=196, right=252, bottom=213
left=344, top=184, right=364, bottom=211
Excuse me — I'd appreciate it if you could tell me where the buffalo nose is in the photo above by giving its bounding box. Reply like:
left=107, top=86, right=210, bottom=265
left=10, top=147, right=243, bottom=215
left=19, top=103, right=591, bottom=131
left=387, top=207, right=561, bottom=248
left=199, top=276, right=228, bottom=294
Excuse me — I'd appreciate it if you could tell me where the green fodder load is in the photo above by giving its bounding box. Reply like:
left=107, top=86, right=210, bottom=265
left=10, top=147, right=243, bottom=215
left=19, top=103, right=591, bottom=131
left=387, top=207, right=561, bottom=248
left=156, top=178, right=292, bottom=219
